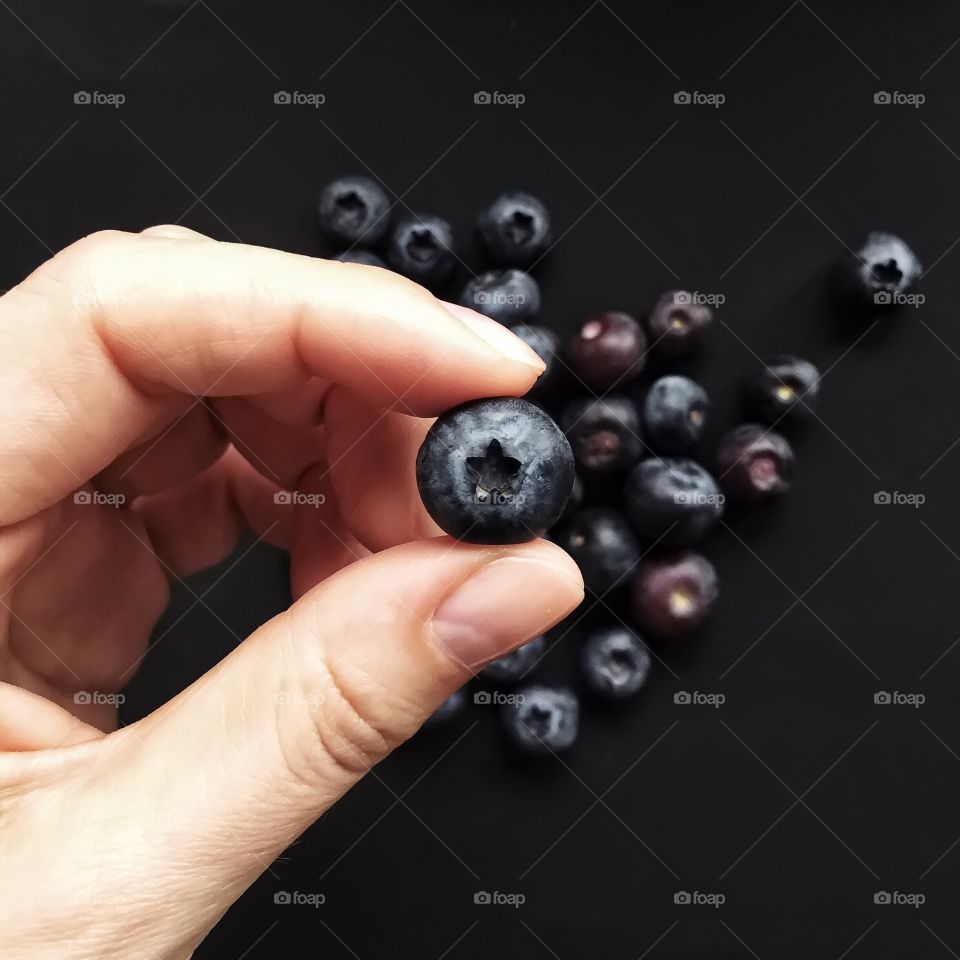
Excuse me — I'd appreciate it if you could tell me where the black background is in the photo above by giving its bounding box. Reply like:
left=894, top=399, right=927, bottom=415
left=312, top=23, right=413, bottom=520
left=3, top=1, right=960, bottom=957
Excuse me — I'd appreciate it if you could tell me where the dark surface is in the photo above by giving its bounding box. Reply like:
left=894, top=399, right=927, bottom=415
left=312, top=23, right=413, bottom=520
left=4, top=0, right=960, bottom=956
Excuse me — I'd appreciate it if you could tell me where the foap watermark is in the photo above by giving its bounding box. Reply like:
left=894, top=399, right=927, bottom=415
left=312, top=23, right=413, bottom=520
left=275, top=691, right=326, bottom=707
left=674, top=91, right=725, bottom=108
left=674, top=491, right=725, bottom=507
left=874, top=890, right=924, bottom=907
left=474, top=90, right=525, bottom=108
left=74, top=691, right=125, bottom=706
left=874, top=691, right=925, bottom=708
left=474, top=690, right=525, bottom=706
left=274, top=491, right=326, bottom=508
left=474, top=890, right=525, bottom=908
left=874, top=290, right=924, bottom=307
left=74, top=90, right=125, bottom=108
left=274, top=891, right=325, bottom=907
left=674, top=691, right=725, bottom=708
left=274, top=90, right=325, bottom=108
left=673, top=290, right=725, bottom=307
left=873, top=490, right=924, bottom=508
left=74, top=490, right=125, bottom=508
left=674, top=891, right=725, bottom=908
left=874, top=90, right=925, bottom=108
left=473, top=290, right=528, bottom=309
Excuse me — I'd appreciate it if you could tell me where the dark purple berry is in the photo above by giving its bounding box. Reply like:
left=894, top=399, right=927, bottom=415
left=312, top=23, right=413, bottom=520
left=623, top=458, right=723, bottom=546
left=717, top=425, right=794, bottom=502
left=510, top=324, right=560, bottom=401
left=747, top=355, right=820, bottom=425
left=387, top=214, right=455, bottom=286
left=832, top=232, right=921, bottom=312
left=501, top=685, right=579, bottom=754
left=562, top=396, right=643, bottom=476
left=646, top=291, right=713, bottom=356
left=481, top=636, right=545, bottom=684
left=556, top=507, right=640, bottom=594
left=643, top=376, right=709, bottom=453
left=317, top=175, right=390, bottom=247
left=581, top=626, right=651, bottom=699
left=478, top=192, right=552, bottom=267
left=565, top=312, right=647, bottom=389
left=630, top=552, right=718, bottom=638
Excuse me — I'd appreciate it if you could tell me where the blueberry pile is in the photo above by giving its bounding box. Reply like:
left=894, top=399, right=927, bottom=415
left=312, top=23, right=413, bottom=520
left=316, top=177, right=921, bottom=757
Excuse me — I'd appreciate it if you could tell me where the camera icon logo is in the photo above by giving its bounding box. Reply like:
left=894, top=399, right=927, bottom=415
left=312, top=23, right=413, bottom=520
left=74, top=91, right=91, bottom=105
left=874, top=891, right=891, bottom=904
left=474, top=691, right=492, bottom=705
left=74, top=691, right=92, bottom=705
left=274, top=91, right=292, bottom=105
left=874, top=290, right=892, bottom=305
left=874, top=491, right=891, bottom=504
left=474, top=91, right=491, bottom=104
left=874, top=91, right=891, bottom=104
left=874, top=691, right=892, bottom=704
left=474, top=891, right=491, bottom=904
left=73, top=491, right=92, bottom=504
left=672, top=291, right=691, bottom=305
left=674, top=91, right=691, bottom=104
left=475, top=291, right=490, bottom=304
left=674, top=691, right=691, bottom=705
left=274, top=491, right=293, bottom=504
left=274, top=891, right=292, bottom=904
left=674, top=891, right=691, bottom=904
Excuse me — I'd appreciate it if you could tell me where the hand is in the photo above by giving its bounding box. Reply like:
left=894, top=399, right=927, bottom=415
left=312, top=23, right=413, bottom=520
left=0, top=227, right=583, bottom=959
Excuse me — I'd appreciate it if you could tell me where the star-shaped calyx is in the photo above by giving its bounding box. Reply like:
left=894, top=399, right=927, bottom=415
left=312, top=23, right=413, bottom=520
left=467, top=439, right=522, bottom=497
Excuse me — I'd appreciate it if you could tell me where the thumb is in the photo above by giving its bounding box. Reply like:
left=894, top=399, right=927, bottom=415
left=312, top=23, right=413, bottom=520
left=105, top=536, right=582, bottom=943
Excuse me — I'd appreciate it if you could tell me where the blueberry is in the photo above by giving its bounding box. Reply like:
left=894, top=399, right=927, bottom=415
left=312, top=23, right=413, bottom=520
left=502, top=685, right=579, bottom=754
left=643, top=376, right=709, bottom=454
left=387, top=214, right=456, bottom=286
left=459, top=269, right=540, bottom=325
left=478, top=191, right=552, bottom=267
left=630, top=551, right=718, bottom=638
left=623, top=458, right=723, bottom=546
left=832, top=232, right=921, bottom=312
left=481, top=636, right=546, bottom=684
left=556, top=507, right=640, bottom=594
left=646, top=291, right=713, bottom=356
left=581, top=626, right=651, bottom=699
left=510, top=324, right=560, bottom=401
left=717, top=424, right=794, bottom=502
left=425, top=688, right=466, bottom=726
left=317, top=175, right=390, bottom=247
left=416, top=397, right=575, bottom=544
left=333, top=249, right=385, bottom=267
left=565, top=312, right=647, bottom=389
left=562, top=396, right=643, bottom=476
left=747, top=355, right=820, bottom=424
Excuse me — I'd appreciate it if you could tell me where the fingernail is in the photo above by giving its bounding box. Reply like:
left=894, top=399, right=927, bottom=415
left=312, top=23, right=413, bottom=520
left=441, top=301, right=546, bottom=372
left=432, top=557, right=584, bottom=669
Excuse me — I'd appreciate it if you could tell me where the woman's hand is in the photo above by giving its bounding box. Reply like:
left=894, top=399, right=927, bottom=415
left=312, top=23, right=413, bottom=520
left=0, top=226, right=583, bottom=960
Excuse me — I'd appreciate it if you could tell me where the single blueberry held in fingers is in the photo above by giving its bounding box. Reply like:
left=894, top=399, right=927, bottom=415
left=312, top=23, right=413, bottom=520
left=502, top=685, right=579, bottom=754
left=717, top=425, right=794, bottom=502
left=424, top=688, right=466, bottom=726
left=510, top=325, right=560, bottom=401
left=747, top=355, right=820, bottom=424
left=630, top=552, right=718, bottom=638
left=478, top=191, right=552, bottom=267
left=646, top=291, right=713, bottom=357
left=459, top=269, right=541, bottom=325
left=581, top=626, right=652, bottom=699
left=317, top=175, right=390, bottom=247
left=481, top=635, right=546, bottom=684
left=387, top=214, right=456, bottom=286
left=643, top=376, right=709, bottom=453
left=416, top=397, right=575, bottom=544
left=623, top=458, right=723, bottom=546
left=333, top=249, right=386, bottom=267
left=832, top=232, right=921, bottom=312
left=556, top=507, right=640, bottom=594
left=565, top=312, right=647, bottom=389
left=562, top=396, right=644, bottom=476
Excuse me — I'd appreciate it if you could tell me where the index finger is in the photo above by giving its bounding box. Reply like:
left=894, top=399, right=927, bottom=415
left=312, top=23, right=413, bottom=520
left=0, top=230, right=543, bottom=524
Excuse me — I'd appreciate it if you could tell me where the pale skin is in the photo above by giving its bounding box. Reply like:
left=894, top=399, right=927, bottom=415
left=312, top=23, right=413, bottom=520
left=0, top=226, right=584, bottom=960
